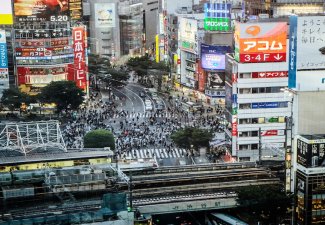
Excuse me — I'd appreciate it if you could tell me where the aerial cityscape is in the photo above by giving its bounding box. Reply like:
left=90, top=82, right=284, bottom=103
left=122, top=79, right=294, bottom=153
left=0, top=0, right=324, bottom=224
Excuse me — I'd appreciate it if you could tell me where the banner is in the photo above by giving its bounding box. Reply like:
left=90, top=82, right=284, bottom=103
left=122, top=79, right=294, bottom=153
left=72, top=27, right=87, bottom=90
left=14, top=0, right=69, bottom=22
left=94, top=3, right=116, bottom=28
left=0, top=30, right=9, bottom=82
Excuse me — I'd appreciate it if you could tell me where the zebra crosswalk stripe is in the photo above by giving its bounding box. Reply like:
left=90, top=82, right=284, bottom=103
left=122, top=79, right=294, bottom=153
left=116, top=148, right=187, bottom=159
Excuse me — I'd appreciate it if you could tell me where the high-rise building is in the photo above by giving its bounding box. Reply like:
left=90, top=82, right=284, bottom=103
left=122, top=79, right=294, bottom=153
left=224, top=20, right=291, bottom=162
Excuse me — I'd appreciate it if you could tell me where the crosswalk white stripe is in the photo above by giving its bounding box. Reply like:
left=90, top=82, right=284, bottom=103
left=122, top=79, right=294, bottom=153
left=170, top=150, right=176, bottom=158
left=154, top=149, right=160, bottom=158
left=175, top=149, right=181, bottom=158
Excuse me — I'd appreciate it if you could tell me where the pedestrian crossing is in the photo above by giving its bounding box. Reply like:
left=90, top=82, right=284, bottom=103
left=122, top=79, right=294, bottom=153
left=117, top=148, right=188, bottom=159
left=111, top=112, right=177, bottom=119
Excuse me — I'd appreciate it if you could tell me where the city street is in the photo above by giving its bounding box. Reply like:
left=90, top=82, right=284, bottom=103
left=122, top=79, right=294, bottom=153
left=61, top=74, right=227, bottom=167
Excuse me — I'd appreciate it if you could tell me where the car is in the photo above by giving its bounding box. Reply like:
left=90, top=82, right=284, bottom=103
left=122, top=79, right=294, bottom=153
left=145, top=99, right=152, bottom=105
left=139, top=91, right=146, bottom=98
left=145, top=103, right=153, bottom=111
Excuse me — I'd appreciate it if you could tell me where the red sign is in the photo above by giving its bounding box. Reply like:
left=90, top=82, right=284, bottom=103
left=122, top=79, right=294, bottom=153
left=72, top=27, right=87, bottom=91
left=232, top=122, right=237, bottom=136
left=196, top=59, right=206, bottom=92
left=20, top=40, right=45, bottom=47
left=239, top=53, right=286, bottom=63
left=177, top=59, right=181, bottom=64
left=261, top=130, right=278, bottom=136
left=252, top=71, right=288, bottom=78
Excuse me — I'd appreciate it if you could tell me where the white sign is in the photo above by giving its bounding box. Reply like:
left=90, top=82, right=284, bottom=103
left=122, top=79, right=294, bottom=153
left=179, top=18, right=197, bottom=43
left=94, top=3, right=116, bottom=28
left=296, top=16, right=325, bottom=70
left=296, top=70, right=325, bottom=91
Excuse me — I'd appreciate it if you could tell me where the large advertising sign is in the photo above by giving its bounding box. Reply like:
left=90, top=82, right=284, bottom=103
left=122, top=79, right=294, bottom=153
left=179, top=18, right=198, bottom=54
left=0, top=30, right=9, bottom=83
left=297, top=137, right=325, bottom=168
left=94, top=3, right=116, bottom=28
left=289, top=15, right=325, bottom=89
left=69, top=0, right=82, bottom=21
left=251, top=101, right=287, bottom=109
left=72, top=27, right=87, bottom=91
left=204, top=3, right=231, bottom=31
left=234, top=22, right=287, bottom=63
left=14, top=0, right=69, bottom=22
left=294, top=70, right=325, bottom=91
left=0, top=0, right=13, bottom=25
left=201, top=44, right=231, bottom=70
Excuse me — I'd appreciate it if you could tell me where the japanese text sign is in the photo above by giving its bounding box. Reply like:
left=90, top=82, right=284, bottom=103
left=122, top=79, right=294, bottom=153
left=73, top=27, right=86, bottom=91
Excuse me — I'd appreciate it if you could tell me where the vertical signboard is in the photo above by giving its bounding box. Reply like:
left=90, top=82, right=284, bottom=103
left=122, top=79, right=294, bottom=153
left=288, top=16, right=298, bottom=88
left=94, top=3, right=116, bottom=28
left=204, top=3, right=231, bottom=31
left=234, top=22, right=287, bottom=63
left=196, top=59, right=206, bottom=92
left=69, top=0, right=83, bottom=21
left=0, top=30, right=9, bottom=89
left=72, top=27, right=87, bottom=91
left=0, top=0, right=13, bottom=25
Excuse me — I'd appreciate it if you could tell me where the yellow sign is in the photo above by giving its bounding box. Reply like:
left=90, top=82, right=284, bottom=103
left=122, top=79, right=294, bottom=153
left=0, top=0, right=13, bottom=25
left=155, top=35, right=159, bottom=63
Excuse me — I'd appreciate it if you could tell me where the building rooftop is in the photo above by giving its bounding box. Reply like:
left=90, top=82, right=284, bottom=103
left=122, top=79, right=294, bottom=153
left=0, top=148, right=114, bottom=166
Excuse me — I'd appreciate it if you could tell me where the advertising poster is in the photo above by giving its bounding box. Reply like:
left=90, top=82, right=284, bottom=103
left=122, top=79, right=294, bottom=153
left=94, top=3, right=116, bottom=28
left=201, top=44, right=231, bottom=70
left=14, top=0, right=69, bottom=22
left=297, top=138, right=325, bottom=168
left=234, top=22, right=287, bottom=63
left=0, top=0, right=13, bottom=25
left=296, top=16, right=325, bottom=70
left=72, top=26, right=87, bottom=91
left=179, top=18, right=198, bottom=54
left=204, top=3, right=231, bottom=31
left=0, top=30, right=9, bottom=82
left=294, top=70, right=325, bottom=91
left=69, top=0, right=82, bottom=21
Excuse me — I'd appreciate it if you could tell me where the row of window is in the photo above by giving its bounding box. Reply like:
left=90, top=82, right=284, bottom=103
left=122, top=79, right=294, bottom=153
left=239, top=117, right=286, bottom=124
left=238, top=86, right=286, bottom=94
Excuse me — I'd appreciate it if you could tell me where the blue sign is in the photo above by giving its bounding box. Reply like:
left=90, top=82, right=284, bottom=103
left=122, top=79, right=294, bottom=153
left=0, top=43, right=8, bottom=69
left=204, top=3, right=231, bottom=19
left=252, top=102, right=286, bottom=109
left=201, top=44, right=231, bottom=70
left=288, top=16, right=297, bottom=88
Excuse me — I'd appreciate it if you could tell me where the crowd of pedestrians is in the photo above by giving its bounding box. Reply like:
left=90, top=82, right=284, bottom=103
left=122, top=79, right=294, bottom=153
left=60, top=82, right=225, bottom=158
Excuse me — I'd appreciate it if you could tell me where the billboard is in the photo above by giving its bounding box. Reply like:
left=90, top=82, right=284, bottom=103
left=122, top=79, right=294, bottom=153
left=204, top=3, right=231, bottom=31
left=72, top=26, right=87, bottom=90
left=0, top=30, right=9, bottom=83
left=252, top=71, right=288, bottom=78
left=297, top=137, right=325, bottom=168
left=201, top=44, right=231, bottom=70
left=294, top=70, right=325, bottom=91
left=251, top=101, right=287, bottom=109
left=14, top=0, right=69, bottom=22
left=94, top=3, right=116, bottom=28
left=234, top=22, right=287, bottom=63
left=0, top=0, right=13, bottom=25
left=289, top=15, right=325, bottom=89
left=69, top=0, right=82, bottom=21
left=179, top=18, right=198, bottom=54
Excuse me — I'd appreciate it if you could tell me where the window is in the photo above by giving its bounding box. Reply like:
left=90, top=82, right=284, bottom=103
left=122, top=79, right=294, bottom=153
left=260, top=87, right=265, bottom=93
left=258, top=118, right=265, bottom=123
left=239, top=157, right=250, bottom=162
left=251, top=144, right=258, bottom=150
left=239, top=88, right=251, bottom=94
left=239, top=145, right=249, bottom=150
left=252, top=88, right=258, bottom=93
left=251, top=131, right=258, bottom=137
left=239, top=73, right=251, bottom=78
left=239, top=118, right=250, bottom=124
left=239, top=131, right=249, bottom=137
left=239, top=103, right=251, bottom=109
left=252, top=118, right=258, bottom=124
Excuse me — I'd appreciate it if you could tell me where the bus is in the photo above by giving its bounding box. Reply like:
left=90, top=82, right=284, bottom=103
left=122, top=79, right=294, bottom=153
left=209, top=213, right=248, bottom=225
left=181, top=101, right=202, bottom=113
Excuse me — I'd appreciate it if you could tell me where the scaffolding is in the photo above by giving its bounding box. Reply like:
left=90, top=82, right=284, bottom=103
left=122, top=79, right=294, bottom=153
left=0, top=120, right=66, bottom=155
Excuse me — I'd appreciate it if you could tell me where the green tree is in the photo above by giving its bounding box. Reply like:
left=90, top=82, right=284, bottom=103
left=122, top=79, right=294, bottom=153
left=171, top=127, right=213, bottom=150
left=84, top=129, right=115, bottom=149
left=1, top=88, right=33, bottom=111
left=236, top=185, right=293, bottom=224
left=98, top=68, right=129, bottom=87
left=39, top=81, right=85, bottom=112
